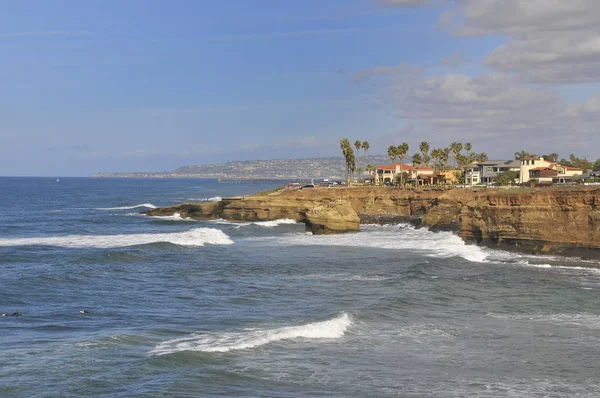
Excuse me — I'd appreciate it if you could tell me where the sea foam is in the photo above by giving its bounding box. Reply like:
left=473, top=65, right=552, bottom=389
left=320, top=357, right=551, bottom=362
left=249, top=224, right=490, bottom=263
left=0, top=228, right=233, bottom=248
left=96, top=203, right=157, bottom=210
left=148, top=212, right=194, bottom=221
left=211, top=218, right=297, bottom=228
left=150, top=313, right=351, bottom=355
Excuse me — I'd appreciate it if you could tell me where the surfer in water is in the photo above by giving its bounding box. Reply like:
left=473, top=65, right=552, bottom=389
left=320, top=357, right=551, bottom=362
left=2, top=311, right=21, bottom=317
left=80, top=309, right=89, bottom=314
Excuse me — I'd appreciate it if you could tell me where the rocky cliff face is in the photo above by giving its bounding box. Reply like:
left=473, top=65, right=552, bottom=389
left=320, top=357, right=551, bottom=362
left=145, top=187, right=600, bottom=257
left=305, top=200, right=360, bottom=235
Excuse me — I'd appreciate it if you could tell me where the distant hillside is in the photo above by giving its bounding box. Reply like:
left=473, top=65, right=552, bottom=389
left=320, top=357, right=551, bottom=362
left=93, top=155, right=391, bottom=178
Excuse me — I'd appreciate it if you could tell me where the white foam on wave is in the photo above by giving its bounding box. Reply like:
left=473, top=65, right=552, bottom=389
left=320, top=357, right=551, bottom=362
left=248, top=224, right=489, bottom=263
left=96, top=203, right=157, bottom=211
left=148, top=212, right=194, bottom=221
left=0, top=228, right=233, bottom=248
left=187, top=196, right=222, bottom=202
left=150, top=313, right=351, bottom=355
left=210, top=218, right=297, bottom=228
left=252, top=219, right=297, bottom=227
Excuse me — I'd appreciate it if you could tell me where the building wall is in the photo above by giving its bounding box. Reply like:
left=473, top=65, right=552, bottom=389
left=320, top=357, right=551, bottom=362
left=519, top=158, right=552, bottom=183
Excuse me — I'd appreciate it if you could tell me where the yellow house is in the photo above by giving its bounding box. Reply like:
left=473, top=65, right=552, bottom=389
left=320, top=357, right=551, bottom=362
left=519, top=158, right=553, bottom=183
left=520, top=157, right=584, bottom=184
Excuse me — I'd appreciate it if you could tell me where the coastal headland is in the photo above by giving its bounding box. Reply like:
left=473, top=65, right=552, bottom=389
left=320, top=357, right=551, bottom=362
left=146, top=186, right=600, bottom=259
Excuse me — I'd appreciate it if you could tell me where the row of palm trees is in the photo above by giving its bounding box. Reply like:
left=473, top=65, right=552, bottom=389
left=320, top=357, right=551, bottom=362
left=340, top=139, right=370, bottom=183
left=341, top=139, right=488, bottom=184
left=387, top=141, right=487, bottom=172
left=387, top=143, right=410, bottom=186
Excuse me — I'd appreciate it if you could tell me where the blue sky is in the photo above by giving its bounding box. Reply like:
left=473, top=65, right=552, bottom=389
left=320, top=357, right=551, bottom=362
left=2, top=0, right=599, bottom=176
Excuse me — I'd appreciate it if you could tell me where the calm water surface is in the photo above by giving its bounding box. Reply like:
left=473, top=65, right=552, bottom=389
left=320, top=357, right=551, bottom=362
left=1, top=177, right=600, bottom=397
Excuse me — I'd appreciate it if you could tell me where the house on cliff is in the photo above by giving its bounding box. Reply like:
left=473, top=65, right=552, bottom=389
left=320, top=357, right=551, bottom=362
left=374, top=163, right=434, bottom=185
left=519, top=157, right=584, bottom=184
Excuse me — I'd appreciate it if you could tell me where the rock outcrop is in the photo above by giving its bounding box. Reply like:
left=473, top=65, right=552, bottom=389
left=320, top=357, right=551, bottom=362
left=305, top=200, right=360, bottom=235
left=145, top=186, right=600, bottom=258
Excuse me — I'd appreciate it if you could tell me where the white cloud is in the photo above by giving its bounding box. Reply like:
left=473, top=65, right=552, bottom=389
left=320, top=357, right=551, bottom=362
left=375, top=72, right=592, bottom=153
left=448, top=0, right=600, bottom=36
left=439, top=52, right=464, bottom=68
left=382, top=0, right=600, bottom=84
left=362, top=0, right=600, bottom=155
left=484, top=32, right=600, bottom=83
left=437, top=0, right=600, bottom=83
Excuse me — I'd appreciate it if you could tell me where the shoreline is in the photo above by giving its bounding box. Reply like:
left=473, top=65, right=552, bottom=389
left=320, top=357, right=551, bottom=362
left=146, top=186, right=600, bottom=260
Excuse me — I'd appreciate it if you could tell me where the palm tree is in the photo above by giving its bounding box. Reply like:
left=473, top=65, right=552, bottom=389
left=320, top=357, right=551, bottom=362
left=514, top=150, right=537, bottom=160
left=412, top=152, right=423, bottom=167
left=386, top=145, right=397, bottom=185
left=396, top=142, right=409, bottom=187
left=340, top=138, right=352, bottom=184
left=419, top=141, right=430, bottom=167
left=476, top=152, right=488, bottom=163
left=354, top=140, right=362, bottom=155
left=440, top=147, right=450, bottom=171
left=387, top=145, right=397, bottom=163
left=412, top=152, right=423, bottom=187
left=430, top=149, right=441, bottom=171
left=542, top=152, right=559, bottom=162
left=362, top=141, right=370, bottom=160
left=450, top=142, right=463, bottom=168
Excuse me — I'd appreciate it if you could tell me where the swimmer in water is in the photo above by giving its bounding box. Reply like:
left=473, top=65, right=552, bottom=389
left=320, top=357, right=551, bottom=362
left=80, top=309, right=89, bottom=314
left=3, top=311, right=21, bottom=317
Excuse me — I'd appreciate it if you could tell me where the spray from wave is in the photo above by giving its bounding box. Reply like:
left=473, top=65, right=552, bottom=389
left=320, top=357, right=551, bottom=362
left=0, top=228, right=233, bottom=248
left=96, top=203, right=157, bottom=211
left=148, top=213, right=194, bottom=221
left=150, top=313, right=351, bottom=355
left=250, top=224, right=489, bottom=262
left=188, top=197, right=222, bottom=202
left=211, top=218, right=297, bottom=228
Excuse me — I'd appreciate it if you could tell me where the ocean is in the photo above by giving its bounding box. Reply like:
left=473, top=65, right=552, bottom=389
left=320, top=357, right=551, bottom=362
left=2, top=177, right=600, bottom=397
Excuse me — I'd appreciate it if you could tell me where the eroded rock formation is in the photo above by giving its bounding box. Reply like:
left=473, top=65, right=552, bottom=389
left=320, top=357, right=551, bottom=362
left=145, top=187, right=600, bottom=257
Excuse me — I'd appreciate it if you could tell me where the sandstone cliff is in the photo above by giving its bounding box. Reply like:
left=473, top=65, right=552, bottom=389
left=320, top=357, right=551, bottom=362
left=145, top=187, right=600, bottom=258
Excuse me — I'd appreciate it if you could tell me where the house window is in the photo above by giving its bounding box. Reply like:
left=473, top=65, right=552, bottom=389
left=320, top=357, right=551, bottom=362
left=532, top=160, right=535, bottom=165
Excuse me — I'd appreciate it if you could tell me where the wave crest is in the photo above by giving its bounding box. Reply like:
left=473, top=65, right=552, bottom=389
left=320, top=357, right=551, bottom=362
left=0, top=228, right=233, bottom=248
left=150, top=313, right=351, bottom=355
left=149, top=213, right=194, bottom=221
left=96, top=203, right=157, bottom=211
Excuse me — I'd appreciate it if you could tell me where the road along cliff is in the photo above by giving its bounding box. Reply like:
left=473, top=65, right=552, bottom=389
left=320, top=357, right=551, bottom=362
left=145, top=187, right=600, bottom=258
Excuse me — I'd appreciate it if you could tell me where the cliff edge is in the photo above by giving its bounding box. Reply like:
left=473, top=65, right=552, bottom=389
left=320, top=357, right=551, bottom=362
left=145, top=187, right=600, bottom=258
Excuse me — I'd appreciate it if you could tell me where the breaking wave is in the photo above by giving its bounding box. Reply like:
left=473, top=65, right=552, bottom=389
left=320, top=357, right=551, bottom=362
left=188, top=196, right=222, bottom=202
left=148, top=212, right=194, bottom=221
left=150, top=313, right=351, bottom=355
left=211, top=218, right=297, bottom=228
left=250, top=224, right=489, bottom=263
left=251, top=219, right=297, bottom=227
left=0, top=228, right=233, bottom=248
left=96, top=203, right=157, bottom=210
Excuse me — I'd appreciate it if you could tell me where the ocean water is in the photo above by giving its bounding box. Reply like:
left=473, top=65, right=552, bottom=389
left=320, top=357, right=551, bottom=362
left=2, top=177, right=600, bottom=397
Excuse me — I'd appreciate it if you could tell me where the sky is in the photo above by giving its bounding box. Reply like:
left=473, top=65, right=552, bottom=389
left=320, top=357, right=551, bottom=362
left=1, top=0, right=600, bottom=176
